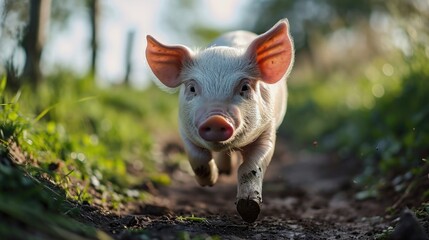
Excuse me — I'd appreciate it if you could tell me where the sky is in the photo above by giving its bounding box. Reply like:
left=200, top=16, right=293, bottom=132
left=42, top=0, right=249, bottom=88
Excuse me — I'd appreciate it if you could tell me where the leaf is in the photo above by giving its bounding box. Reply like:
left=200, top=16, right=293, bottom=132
left=33, top=104, right=58, bottom=123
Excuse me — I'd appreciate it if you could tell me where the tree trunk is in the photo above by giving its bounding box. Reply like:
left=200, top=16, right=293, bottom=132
left=89, top=0, right=100, bottom=78
left=22, top=0, right=51, bottom=86
left=124, top=30, right=135, bottom=85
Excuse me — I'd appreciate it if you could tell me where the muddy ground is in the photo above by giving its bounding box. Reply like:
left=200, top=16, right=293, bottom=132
left=75, top=137, right=428, bottom=240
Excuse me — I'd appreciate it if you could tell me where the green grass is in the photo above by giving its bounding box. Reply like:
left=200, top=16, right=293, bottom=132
left=0, top=152, right=113, bottom=240
left=0, top=73, right=180, bottom=239
left=17, top=71, right=178, bottom=183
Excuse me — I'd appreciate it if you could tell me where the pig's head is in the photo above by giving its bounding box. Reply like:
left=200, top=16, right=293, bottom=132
left=146, top=19, right=294, bottom=151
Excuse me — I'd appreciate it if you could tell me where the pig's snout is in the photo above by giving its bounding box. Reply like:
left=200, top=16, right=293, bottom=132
left=198, top=115, right=234, bottom=142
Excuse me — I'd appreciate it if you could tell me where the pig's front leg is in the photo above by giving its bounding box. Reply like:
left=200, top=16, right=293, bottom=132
left=182, top=137, right=219, bottom=187
left=236, top=129, right=276, bottom=223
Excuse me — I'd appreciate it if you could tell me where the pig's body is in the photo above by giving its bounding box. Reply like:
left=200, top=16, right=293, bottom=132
left=146, top=19, right=294, bottom=223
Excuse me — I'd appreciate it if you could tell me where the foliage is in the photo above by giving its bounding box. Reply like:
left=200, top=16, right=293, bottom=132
left=0, top=76, right=110, bottom=239
left=0, top=163, right=112, bottom=240
left=17, top=71, right=178, bottom=185
left=0, top=73, right=179, bottom=238
left=247, top=0, right=386, bottom=52
left=350, top=51, right=428, bottom=195
left=278, top=0, right=429, bottom=201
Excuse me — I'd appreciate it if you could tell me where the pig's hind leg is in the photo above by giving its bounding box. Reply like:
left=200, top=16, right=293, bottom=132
left=214, top=151, right=240, bottom=175
left=183, top=137, right=219, bottom=187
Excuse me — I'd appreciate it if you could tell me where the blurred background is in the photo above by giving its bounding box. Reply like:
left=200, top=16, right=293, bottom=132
left=0, top=0, right=428, bottom=231
left=2, top=0, right=424, bottom=87
left=0, top=0, right=251, bottom=87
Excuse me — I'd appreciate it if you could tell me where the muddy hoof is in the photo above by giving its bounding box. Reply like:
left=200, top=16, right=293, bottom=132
left=237, top=199, right=260, bottom=223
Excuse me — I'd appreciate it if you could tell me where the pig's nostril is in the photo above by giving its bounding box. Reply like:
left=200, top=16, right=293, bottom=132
left=198, top=115, right=234, bottom=142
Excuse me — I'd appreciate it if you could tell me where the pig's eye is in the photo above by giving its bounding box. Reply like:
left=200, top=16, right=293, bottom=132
left=185, top=81, right=199, bottom=99
left=241, top=84, right=250, bottom=92
left=239, top=81, right=251, bottom=97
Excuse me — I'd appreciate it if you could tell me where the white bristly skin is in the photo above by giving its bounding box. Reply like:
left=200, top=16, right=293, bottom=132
left=146, top=19, right=295, bottom=222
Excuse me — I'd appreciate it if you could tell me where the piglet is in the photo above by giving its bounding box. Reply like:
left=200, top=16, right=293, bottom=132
left=145, top=19, right=294, bottom=223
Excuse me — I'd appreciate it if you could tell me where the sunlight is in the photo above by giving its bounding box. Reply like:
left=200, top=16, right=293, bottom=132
left=204, top=0, right=245, bottom=27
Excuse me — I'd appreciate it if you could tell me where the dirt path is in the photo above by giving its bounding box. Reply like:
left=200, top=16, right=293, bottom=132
left=109, top=138, right=395, bottom=239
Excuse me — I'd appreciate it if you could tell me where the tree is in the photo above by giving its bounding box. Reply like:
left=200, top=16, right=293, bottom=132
left=22, top=0, right=51, bottom=85
left=88, top=0, right=100, bottom=79
left=124, top=30, right=135, bottom=85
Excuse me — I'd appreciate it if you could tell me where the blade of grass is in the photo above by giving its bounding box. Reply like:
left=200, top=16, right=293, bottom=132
left=33, top=96, right=98, bottom=123
left=176, top=214, right=207, bottom=222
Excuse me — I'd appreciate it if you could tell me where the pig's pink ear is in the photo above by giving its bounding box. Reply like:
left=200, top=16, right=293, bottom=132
left=246, top=19, right=294, bottom=84
left=146, top=35, right=192, bottom=88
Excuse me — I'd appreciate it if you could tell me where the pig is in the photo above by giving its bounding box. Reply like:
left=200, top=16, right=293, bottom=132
left=145, top=19, right=294, bottom=223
